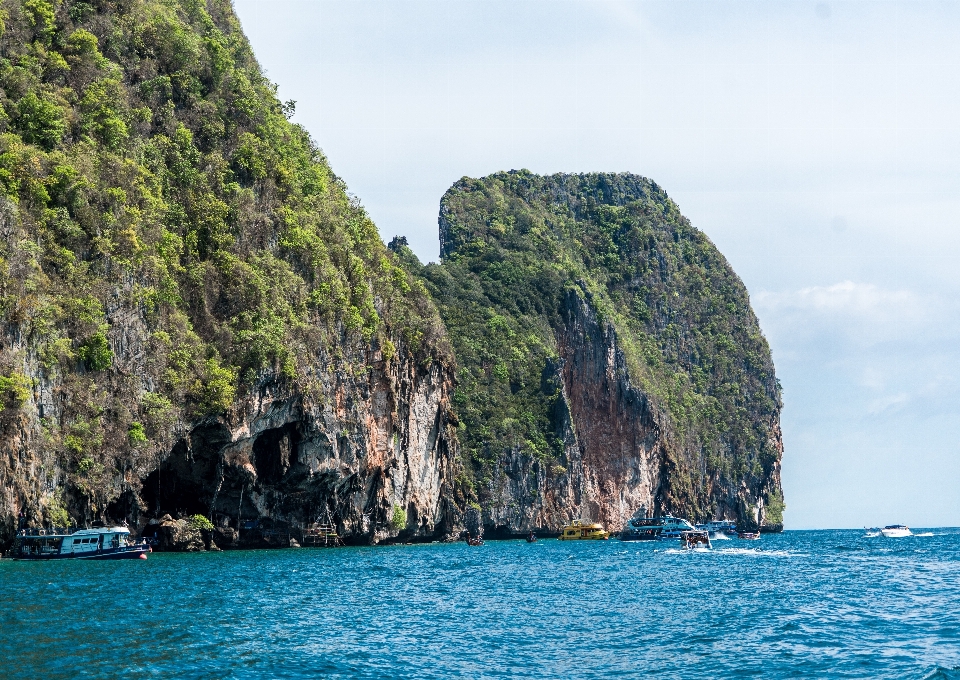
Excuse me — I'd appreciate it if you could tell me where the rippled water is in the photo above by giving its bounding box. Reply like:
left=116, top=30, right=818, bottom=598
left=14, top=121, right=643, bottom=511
left=2, top=529, right=959, bottom=678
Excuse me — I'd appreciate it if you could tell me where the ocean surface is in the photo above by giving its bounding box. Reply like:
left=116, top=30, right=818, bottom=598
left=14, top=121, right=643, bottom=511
left=2, top=529, right=959, bottom=679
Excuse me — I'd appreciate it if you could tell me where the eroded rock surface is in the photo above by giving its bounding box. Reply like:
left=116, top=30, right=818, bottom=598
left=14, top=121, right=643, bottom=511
left=140, top=347, right=460, bottom=545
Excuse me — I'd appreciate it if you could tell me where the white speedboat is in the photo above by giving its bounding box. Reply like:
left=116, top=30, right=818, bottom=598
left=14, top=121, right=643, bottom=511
left=880, top=524, right=912, bottom=538
left=680, top=530, right=712, bottom=550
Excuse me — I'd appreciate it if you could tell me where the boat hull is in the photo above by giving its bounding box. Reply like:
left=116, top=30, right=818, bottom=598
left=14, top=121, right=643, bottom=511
left=13, top=545, right=150, bottom=561
left=880, top=529, right=912, bottom=538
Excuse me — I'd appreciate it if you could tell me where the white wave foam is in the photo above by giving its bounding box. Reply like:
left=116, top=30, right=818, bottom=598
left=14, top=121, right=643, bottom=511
left=712, top=532, right=731, bottom=540
left=659, top=547, right=802, bottom=557
left=713, top=547, right=802, bottom=557
left=915, top=532, right=934, bottom=537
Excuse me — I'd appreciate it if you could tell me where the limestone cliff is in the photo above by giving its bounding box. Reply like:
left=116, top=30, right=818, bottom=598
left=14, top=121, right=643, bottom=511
left=400, top=171, right=784, bottom=535
left=0, top=0, right=460, bottom=549
left=0, top=0, right=782, bottom=550
left=137, top=338, right=460, bottom=546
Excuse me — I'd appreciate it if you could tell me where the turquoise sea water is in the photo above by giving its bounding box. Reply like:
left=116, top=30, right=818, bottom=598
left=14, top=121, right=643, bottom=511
left=2, top=529, right=959, bottom=679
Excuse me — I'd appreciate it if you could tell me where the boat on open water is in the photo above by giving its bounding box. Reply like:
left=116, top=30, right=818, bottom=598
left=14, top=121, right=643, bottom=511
left=880, top=524, right=912, bottom=538
left=559, top=519, right=609, bottom=540
left=12, top=526, right=150, bottom=560
left=737, top=531, right=761, bottom=540
left=680, top=530, right=711, bottom=549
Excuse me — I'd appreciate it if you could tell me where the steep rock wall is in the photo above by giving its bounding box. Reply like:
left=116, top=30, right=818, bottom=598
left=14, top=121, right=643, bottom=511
left=0, top=0, right=462, bottom=550
left=143, top=344, right=460, bottom=545
left=482, top=289, right=662, bottom=534
left=0, top=259, right=461, bottom=548
left=482, top=287, right=780, bottom=535
left=0, top=313, right=460, bottom=548
left=408, top=171, right=786, bottom=534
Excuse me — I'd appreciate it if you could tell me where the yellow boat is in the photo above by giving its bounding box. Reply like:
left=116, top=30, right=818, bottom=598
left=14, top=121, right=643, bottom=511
left=558, top=519, right=610, bottom=541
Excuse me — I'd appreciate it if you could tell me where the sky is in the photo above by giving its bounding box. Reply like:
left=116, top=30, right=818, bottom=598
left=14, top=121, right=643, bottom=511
left=233, top=0, right=960, bottom=529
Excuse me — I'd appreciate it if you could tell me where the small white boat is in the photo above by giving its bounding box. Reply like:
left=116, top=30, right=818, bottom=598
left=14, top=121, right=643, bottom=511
left=864, top=527, right=881, bottom=537
left=880, top=524, right=912, bottom=538
left=680, top=530, right=711, bottom=550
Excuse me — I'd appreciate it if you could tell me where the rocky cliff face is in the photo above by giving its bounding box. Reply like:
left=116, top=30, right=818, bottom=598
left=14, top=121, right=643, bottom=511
left=406, top=171, right=785, bottom=535
left=482, top=286, right=783, bottom=535
left=0, top=0, right=460, bottom=550
left=0, top=0, right=782, bottom=549
left=480, top=289, right=663, bottom=535
left=0, top=190, right=461, bottom=548
left=140, top=341, right=460, bottom=546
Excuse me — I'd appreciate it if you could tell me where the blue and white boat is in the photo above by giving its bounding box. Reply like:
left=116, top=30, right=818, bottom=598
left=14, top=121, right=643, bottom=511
left=12, top=526, right=150, bottom=560
left=620, top=515, right=695, bottom=541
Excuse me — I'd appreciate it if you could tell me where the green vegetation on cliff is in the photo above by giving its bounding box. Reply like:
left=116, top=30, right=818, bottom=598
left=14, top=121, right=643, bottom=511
left=394, top=171, right=781, bottom=519
left=0, top=0, right=445, bottom=523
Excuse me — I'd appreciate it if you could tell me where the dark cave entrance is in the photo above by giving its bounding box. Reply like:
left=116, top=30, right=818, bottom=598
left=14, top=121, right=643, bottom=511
left=140, top=422, right=233, bottom=518
left=252, top=423, right=303, bottom=487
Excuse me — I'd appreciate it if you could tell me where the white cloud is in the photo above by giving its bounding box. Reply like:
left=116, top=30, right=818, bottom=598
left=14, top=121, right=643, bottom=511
left=753, top=281, right=916, bottom=317
left=752, top=281, right=949, bottom=352
left=867, top=392, right=910, bottom=414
